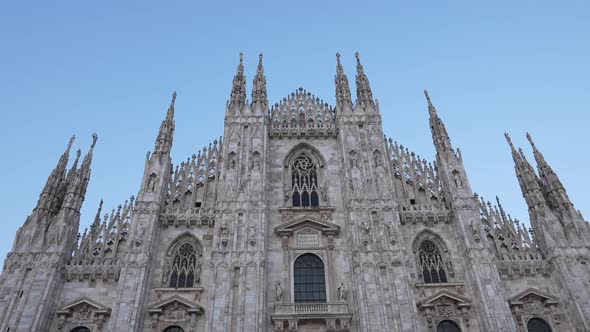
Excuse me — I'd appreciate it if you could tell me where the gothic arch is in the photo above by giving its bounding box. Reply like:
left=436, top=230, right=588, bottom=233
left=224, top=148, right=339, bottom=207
left=165, top=232, right=203, bottom=257
left=412, top=230, right=454, bottom=283
left=283, top=142, right=326, bottom=168
left=283, top=143, right=326, bottom=208
left=162, top=233, right=203, bottom=288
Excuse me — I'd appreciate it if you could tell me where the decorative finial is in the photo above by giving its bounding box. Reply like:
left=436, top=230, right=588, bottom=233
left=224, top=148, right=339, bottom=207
left=504, top=132, right=514, bottom=148
left=525, top=132, right=536, bottom=148
left=259, top=52, right=263, bottom=63
left=68, top=135, right=76, bottom=148
left=239, top=52, right=243, bottom=64
left=424, top=89, right=431, bottom=102
left=171, top=91, right=177, bottom=104
left=91, top=133, right=98, bottom=148
left=355, top=51, right=360, bottom=63
left=336, top=52, right=341, bottom=63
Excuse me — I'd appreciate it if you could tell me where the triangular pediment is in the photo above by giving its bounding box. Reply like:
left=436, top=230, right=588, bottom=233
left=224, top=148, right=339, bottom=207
left=275, top=215, right=340, bottom=237
left=148, top=295, right=204, bottom=314
left=417, top=290, right=472, bottom=309
left=55, top=297, right=110, bottom=316
left=509, top=288, right=559, bottom=306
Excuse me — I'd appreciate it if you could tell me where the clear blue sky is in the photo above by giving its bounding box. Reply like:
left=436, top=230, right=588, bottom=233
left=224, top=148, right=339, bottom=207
left=0, top=1, right=588, bottom=266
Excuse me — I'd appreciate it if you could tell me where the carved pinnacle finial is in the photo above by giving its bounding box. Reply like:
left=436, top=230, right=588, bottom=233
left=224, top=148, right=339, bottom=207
left=525, top=132, right=536, bottom=148
left=259, top=52, right=263, bottom=63
left=239, top=51, right=244, bottom=64
left=504, top=132, right=514, bottom=148
left=171, top=91, right=177, bottom=104
left=336, top=52, right=341, bottom=64
left=68, top=134, right=76, bottom=149
left=355, top=51, right=360, bottom=63
left=424, top=89, right=431, bottom=102
left=91, top=133, right=98, bottom=148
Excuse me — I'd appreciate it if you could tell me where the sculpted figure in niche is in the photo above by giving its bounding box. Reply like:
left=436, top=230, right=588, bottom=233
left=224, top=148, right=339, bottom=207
left=220, top=220, right=229, bottom=237
left=360, top=221, right=371, bottom=234
left=147, top=173, right=157, bottom=192
left=452, top=170, right=463, bottom=188
left=274, top=281, right=283, bottom=302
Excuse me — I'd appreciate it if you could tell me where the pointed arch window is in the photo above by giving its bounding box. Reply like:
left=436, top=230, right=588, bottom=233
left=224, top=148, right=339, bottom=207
left=294, top=254, right=326, bottom=303
left=291, top=154, right=319, bottom=207
left=418, top=240, right=448, bottom=283
left=163, top=326, right=185, bottom=332
left=169, top=243, right=198, bottom=288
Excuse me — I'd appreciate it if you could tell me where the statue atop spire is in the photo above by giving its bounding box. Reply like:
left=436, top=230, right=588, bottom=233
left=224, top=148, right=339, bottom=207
left=230, top=52, right=246, bottom=111
left=154, top=92, right=176, bottom=155
left=335, top=52, right=352, bottom=109
left=354, top=52, right=375, bottom=109
left=424, top=90, right=453, bottom=153
left=251, top=52, right=268, bottom=110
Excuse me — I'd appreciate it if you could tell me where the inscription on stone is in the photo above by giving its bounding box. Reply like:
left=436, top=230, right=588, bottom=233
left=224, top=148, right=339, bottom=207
left=297, top=233, right=319, bottom=246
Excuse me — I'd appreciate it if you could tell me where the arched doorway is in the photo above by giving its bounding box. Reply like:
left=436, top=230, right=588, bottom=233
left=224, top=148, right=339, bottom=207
left=527, top=318, right=552, bottom=332
left=437, top=320, right=461, bottom=332
left=293, top=254, right=326, bottom=303
left=163, top=326, right=185, bottom=332
left=70, top=327, right=91, bottom=332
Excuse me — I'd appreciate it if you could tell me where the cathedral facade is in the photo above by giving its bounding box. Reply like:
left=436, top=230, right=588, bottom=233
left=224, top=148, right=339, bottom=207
left=1, top=52, right=589, bottom=332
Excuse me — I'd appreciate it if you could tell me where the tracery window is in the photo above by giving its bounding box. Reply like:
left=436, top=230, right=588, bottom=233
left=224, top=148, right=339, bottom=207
left=169, top=243, right=198, bottom=288
left=437, top=320, right=460, bottom=332
left=294, top=254, right=326, bottom=303
left=291, top=154, right=319, bottom=207
left=527, top=318, right=551, bottom=332
left=418, top=240, right=448, bottom=283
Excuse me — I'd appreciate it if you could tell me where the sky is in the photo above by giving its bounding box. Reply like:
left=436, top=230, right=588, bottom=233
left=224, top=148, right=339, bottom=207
left=0, top=1, right=588, bottom=267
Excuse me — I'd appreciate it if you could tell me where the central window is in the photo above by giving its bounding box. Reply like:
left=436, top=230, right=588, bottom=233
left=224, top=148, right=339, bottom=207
left=294, top=254, right=326, bottom=303
left=169, top=243, right=198, bottom=288
left=291, top=154, right=319, bottom=207
left=418, top=240, right=448, bottom=283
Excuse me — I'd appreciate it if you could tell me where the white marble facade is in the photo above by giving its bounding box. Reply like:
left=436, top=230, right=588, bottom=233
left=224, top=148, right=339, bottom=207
left=1, top=53, right=590, bottom=332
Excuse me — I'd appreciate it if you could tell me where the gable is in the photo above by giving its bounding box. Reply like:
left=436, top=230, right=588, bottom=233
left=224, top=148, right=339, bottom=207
left=275, top=215, right=340, bottom=237
left=509, top=288, right=559, bottom=306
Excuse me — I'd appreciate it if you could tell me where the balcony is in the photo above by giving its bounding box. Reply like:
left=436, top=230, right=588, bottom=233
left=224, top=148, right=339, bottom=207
left=272, top=302, right=352, bottom=331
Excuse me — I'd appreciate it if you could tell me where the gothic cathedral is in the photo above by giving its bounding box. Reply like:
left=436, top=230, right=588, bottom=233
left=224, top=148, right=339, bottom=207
left=1, top=53, right=589, bottom=332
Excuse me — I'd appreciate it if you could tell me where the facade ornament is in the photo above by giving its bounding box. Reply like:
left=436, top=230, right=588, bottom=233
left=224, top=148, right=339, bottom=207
left=386, top=222, right=396, bottom=245
left=337, top=281, right=347, bottom=301
left=248, top=225, right=257, bottom=246
left=274, top=281, right=283, bottom=302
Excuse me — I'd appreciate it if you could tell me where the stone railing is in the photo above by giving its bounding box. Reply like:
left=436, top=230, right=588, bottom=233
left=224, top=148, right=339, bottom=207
left=272, top=302, right=352, bottom=331
left=274, top=302, right=349, bottom=315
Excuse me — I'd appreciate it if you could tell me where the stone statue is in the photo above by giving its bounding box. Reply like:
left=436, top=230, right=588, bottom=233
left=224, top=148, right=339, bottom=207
left=337, top=281, right=347, bottom=301
left=195, top=261, right=202, bottom=284
left=361, top=221, right=371, bottom=234
left=274, top=281, right=283, bottom=302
